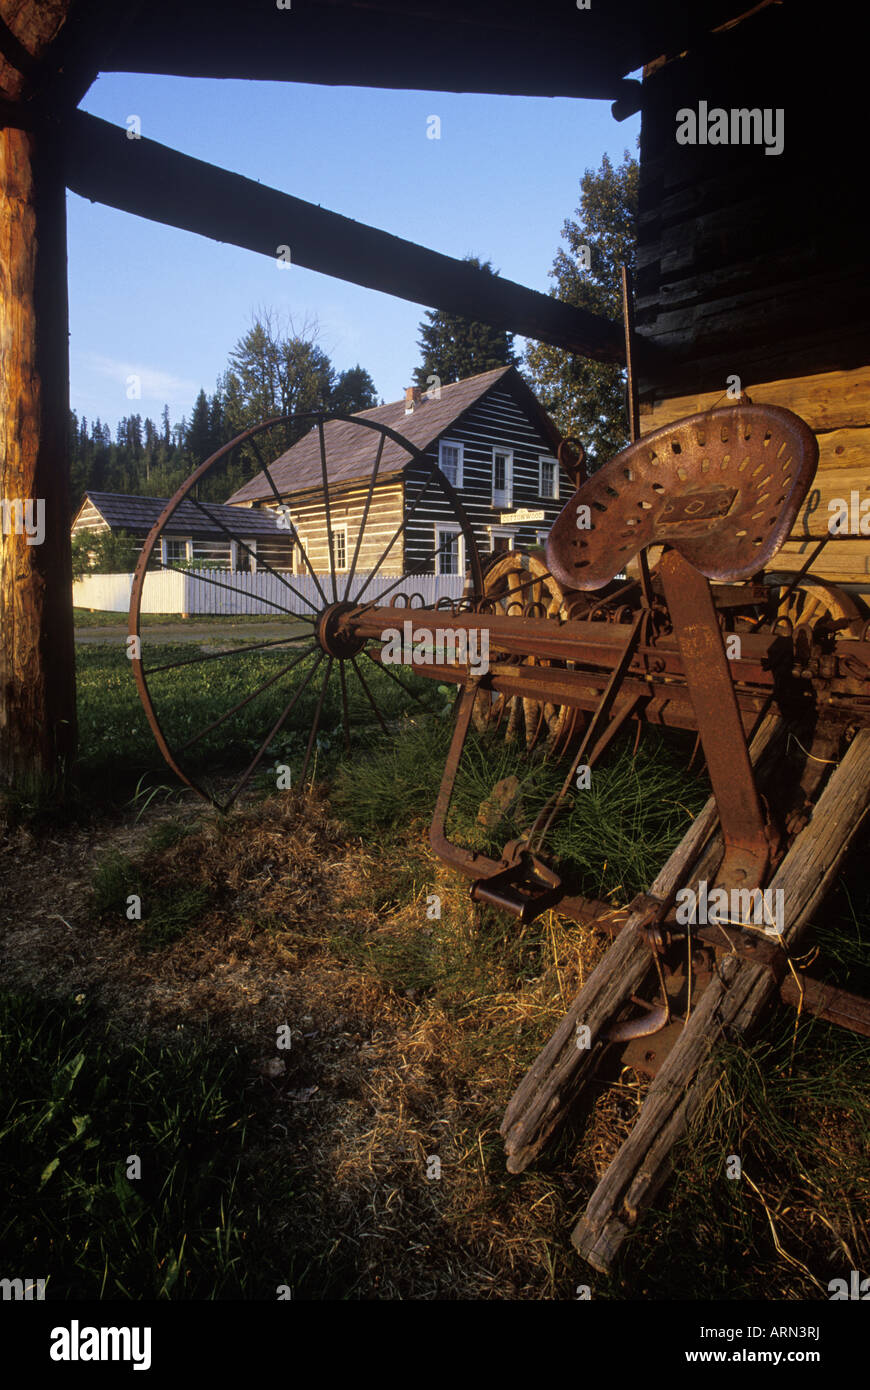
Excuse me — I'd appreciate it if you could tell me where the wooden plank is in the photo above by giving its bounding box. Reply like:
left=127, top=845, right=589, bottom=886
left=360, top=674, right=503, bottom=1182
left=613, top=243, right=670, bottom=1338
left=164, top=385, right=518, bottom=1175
left=64, top=111, right=627, bottom=364
left=639, top=368, right=870, bottom=433
left=572, top=728, right=870, bottom=1272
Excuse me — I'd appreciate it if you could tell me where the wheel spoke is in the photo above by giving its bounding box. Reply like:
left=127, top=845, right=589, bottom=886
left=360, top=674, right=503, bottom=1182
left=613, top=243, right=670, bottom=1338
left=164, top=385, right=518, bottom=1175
left=350, top=655, right=390, bottom=733
left=343, top=431, right=386, bottom=603
left=352, top=463, right=439, bottom=604
left=318, top=419, right=339, bottom=603
left=177, top=644, right=319, bottom=751
left=145, top=633, right=314, bottom=676
left=185, top=492, right=320, bottom=617
left=352, top=534, right=463, bottom=619
left=362, top=647, right=430, bottom=707
left=222, top=651, right=325, bottom=809
left=153, top=560, right=304, bottom=617
left=298, top=656, right=334, bottom=786
left=338, top=658, right=351, bottom=752
left=248, top=431, right=331, bottom=609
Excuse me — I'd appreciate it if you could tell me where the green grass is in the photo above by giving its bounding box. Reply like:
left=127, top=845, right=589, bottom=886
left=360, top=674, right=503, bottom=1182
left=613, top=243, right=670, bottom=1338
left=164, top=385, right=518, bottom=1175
left=331, top=714, right=709, bottom=903
left=74, top=642, right=439, bottom=807
left=90, top=849, right=211, bottom=953
left=74, top=610, right=290, bottom=628
left=617, top=1008, right=870, bottom=1299
left=0, top=992, right=287, bottom=1299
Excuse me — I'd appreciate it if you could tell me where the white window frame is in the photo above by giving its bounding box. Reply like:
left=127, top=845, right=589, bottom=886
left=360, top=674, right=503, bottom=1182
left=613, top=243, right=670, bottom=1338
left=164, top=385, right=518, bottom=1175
left=330, top=524, right=348, bottom=573
left=535, top=529, right=551, bottom=548
left=438, top=438, right=464, bottom=489
left=539, top=455, right=559, bottom=501
left=162, top=536, right=190, bottom=566
left=492, top=447, right=513, bottom=509
left=435, top=523, right=465, bottom=577
left=488, top=526, right=517, bottom=553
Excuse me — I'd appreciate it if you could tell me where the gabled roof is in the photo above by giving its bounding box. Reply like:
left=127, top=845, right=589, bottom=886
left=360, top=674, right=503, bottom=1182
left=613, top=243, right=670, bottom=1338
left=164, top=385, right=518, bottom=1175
left=73, top=491, right=286, bottom=539
left=227, top=366, right=564, bottom=504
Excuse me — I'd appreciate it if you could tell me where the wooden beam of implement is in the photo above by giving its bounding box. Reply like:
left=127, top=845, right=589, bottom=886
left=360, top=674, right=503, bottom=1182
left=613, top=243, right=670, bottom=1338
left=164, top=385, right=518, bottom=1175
left=62, top=111, right=628, bottom=363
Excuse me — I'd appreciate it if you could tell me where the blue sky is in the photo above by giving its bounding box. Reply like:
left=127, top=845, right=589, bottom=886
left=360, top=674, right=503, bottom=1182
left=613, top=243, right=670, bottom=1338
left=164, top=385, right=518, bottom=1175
left=68, top=73, right=639, bottom=430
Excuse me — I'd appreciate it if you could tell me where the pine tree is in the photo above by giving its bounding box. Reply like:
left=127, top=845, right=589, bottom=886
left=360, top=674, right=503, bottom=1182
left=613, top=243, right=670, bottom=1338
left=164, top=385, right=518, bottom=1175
left=330, top=365, right=378, bottom=414
left=412, top=256, right=518, bottom=390
left=523, top=150, right=638, bottom=469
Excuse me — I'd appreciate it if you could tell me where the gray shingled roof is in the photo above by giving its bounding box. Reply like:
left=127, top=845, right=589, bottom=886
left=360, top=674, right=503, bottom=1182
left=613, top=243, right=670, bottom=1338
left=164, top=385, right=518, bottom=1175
left=227, top=365, right=531, bottom=504
left=78, top=492, right=286, bottom=538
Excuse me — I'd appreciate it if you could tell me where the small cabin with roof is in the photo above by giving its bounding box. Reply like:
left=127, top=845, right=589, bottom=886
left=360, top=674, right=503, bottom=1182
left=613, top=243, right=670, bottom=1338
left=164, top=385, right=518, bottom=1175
left=71, top=491, right=293, bottom=572
left=226, top=366, right=574, bottom=578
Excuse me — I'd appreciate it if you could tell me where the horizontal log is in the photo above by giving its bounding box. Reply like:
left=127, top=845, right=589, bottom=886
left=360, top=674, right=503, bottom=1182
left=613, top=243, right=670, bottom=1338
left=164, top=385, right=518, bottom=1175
left=639, top=368, right=870, bottom=435
left=63, top=111, right=627, bottom=363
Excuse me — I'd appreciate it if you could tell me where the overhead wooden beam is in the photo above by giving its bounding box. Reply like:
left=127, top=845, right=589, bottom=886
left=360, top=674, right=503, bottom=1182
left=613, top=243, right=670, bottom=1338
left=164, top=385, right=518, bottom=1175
left=64, top=112, right=629, bottom=364
left=100, top=0, right=752, bottom=101
left=0, top=0, right=77, bottom=797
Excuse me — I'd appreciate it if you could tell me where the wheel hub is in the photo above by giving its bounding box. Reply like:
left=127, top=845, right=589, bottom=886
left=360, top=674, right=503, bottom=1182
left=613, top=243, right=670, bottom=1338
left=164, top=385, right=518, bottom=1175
left=315, top=601, right=367, bottom=659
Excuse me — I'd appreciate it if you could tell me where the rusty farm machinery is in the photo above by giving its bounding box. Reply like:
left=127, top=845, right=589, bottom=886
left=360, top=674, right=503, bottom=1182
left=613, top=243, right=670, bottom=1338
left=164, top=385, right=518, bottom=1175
left=128, top=395, right=870, bottom=1273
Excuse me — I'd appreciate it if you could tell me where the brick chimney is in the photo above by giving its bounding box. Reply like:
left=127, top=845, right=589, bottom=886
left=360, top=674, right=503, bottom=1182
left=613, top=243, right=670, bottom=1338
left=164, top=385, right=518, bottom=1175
left=404, top=386, right=422, bottom=414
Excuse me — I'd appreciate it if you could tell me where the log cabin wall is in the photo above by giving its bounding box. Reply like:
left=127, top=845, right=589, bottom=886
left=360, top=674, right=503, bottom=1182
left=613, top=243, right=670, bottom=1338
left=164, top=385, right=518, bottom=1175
left=274, top=480, right=405, bottom=578
left=635, top=2, right=869, bottom=595
left=403, top=384, right=574, bottom=572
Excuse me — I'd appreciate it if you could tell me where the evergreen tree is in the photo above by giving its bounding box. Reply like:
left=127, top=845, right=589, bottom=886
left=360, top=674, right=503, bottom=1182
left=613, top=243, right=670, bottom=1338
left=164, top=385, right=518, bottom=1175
left=330, top=365, right=378, bottom=414
left=523, top=149, right=638, bottom=469
left=412, top=256, right=518, bottom=390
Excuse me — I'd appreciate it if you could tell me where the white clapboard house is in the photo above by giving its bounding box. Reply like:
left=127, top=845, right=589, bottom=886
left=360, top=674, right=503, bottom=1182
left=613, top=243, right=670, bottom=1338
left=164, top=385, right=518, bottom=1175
left=226, top=366, right=576, bottom=579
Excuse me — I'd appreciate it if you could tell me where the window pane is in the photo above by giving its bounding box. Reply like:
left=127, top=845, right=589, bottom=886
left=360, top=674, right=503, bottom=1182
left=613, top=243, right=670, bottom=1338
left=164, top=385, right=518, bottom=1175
left=440, top=444, right=459, bottom=485
left=541, top=461, right=555, bottom=498
left=437, top=531, right=459, bottom=575
left=494, top=455, right=506, bottom=490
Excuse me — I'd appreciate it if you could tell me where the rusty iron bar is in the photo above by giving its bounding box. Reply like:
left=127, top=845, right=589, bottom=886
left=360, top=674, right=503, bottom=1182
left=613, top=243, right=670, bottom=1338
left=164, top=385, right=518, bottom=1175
left=658, top=549, right=770, bottom=888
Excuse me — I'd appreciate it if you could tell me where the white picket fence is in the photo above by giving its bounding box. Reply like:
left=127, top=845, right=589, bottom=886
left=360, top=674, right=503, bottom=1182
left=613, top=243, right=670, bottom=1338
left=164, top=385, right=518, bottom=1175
left=73, top=568, right=466, bottom=616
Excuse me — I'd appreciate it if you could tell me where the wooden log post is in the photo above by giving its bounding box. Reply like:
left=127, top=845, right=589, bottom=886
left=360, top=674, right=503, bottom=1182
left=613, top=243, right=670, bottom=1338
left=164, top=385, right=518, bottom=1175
left=572, top=727, right=870, bottom=1272
left=0, top=2, right=77, bottom=798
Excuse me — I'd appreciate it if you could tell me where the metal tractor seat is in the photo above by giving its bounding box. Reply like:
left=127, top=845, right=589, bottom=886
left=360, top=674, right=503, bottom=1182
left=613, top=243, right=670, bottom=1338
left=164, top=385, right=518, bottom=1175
left=546, top=404, right=818, bottom=591
left=547, top=402, right=819, bottom=896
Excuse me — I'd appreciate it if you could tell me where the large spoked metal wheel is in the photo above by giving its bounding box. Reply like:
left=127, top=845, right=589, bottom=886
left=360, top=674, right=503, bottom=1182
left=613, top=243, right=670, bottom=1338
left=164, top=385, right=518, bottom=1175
left=129, top=412, right=484, bottom=810
left=471, top=549, right=585, bottom=758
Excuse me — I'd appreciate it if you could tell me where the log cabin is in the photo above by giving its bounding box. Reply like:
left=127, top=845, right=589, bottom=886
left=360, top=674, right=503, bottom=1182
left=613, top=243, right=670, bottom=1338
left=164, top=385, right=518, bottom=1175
left=225, top=367, right=575, bottom=578
left=71, top=490, right=293, bottom=573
